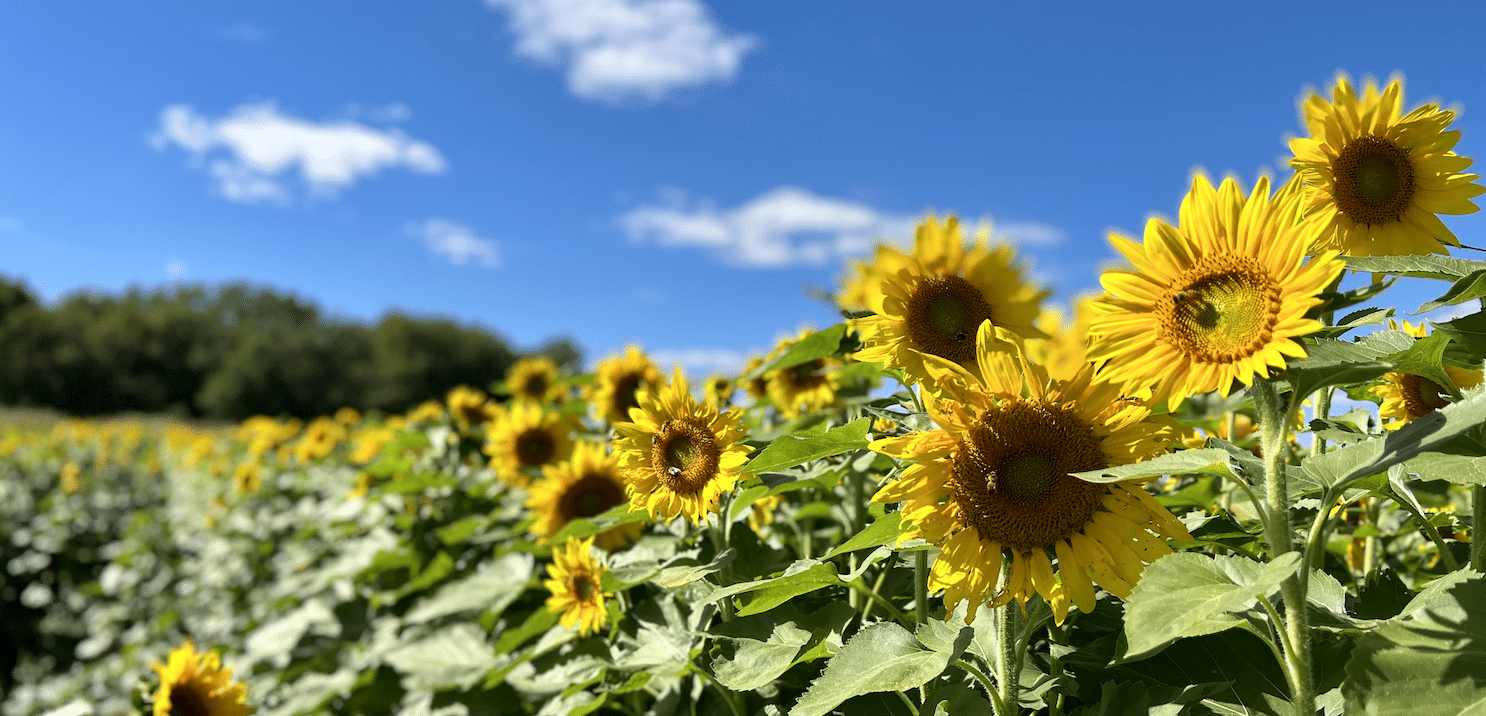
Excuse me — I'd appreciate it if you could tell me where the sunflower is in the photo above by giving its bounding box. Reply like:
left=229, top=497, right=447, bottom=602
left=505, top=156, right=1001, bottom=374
left=150, top=641, right=253, bottom=716
left=484, top=402, right=578, bottom=487
left=613, top=368, right=753, bottom=524
left=528, top=441, right=642, bottom=551
left=1290, top=74, right=1484, bottom=257
left=507, top=356, right=565, bottom=405
left=837, top=242, right=913, bottom=311
left=447, top=385, right=498, bottom=433
left=1087, top=174, right=1345, bottom=409
left=851, top=216, right=1049, bottom=387
left=765, top=330, right=842, bottom=420
left=1372, top=321, right=1482, bottom=430
left=1024, top=293, right=1100, bottom=382
left=543, top=537, right=611, bottom=637
left=739, top=355, right=771, bottom=403
left=293, top=417, right=344, bottom=463
left=704, top=376, right=735, bottom=409
left=588, top=346, right=665, bottom=425
left=873, top=322, right=1189, bottom=624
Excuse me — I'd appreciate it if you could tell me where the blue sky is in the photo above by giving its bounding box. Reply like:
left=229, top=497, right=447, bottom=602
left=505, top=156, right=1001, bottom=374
left=4, top=2, right=1486, bottom=377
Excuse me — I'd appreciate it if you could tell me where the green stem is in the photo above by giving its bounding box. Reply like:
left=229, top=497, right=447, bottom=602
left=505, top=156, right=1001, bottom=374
left=690, top=662, right=745, bottom=716
left=896, top=690, right=918, bottom=712
left=1474, top=486, right=1486, bottom=572
left=956, top=658, right=1008, bottom=716
left=846, top=578, right=914, bottom=628
left=914, top=550, right=930, bottom=625
left=1304, top=490, right=1335, bottom=572
left=994, top=558, right=1020, bottom=716
left=1314, top=387, right=1333, bottom=455
left=1252, top=379, right=1314, bottom=716
left=1257, top=594, right=1297, bottom=670
left=859, top=564, right=890, bottom=622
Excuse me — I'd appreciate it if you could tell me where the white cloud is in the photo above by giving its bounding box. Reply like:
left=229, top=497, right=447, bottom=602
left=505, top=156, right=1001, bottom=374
left=485, top=0, right=756, bottom=102
left=650, top=348, right=749, bottom=378
left=165, top=258, right=188, bottom=280
left=998, top=221, right=1065, bottom=247
left=151, top=103, right=446, bottom=204
left=407, top=219, right=501, bottom=268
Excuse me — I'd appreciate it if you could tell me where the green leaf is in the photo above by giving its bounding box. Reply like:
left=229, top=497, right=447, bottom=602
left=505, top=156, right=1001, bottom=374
left=1343, top=255, right=1486, bottom=280
left=435, top=515, right=487, bottom=546
left=711, top=621, right=815, bottom=691
left=824, top=513, right=903, bottom=558
left=396, top=551, right=455, bottom=599
left=745, top=418, right=872, bottom=474
left=383, top=623, right=503, bottom=691
left=1299, top=385, right=1486, bottom=492
left=547, top=503, right=650, bottom=544
left=789, top=621, right=969, bottom=716
left=403, top=552, right=534, bottom=625
left=1120, top=552, right=1302, bottom=662
left=1070, top=448, right=1237, bottom=484
left=1343, top=572, right=1486, bottom=715
left=1387, top=332, right=1455, bottom=396
left=1310, top=277, right=1398, bottom=318
left=1419, top=269, right=1486, bottom=313
left=735, top=562, right=842, bottom=617
left=1433, top=311, right=1486, bottom=359
left=1403, top=451, right=1486, bottom=486
left=652, top=548, right=734, bottom=588
left=747, top=323, right=849, bottom=380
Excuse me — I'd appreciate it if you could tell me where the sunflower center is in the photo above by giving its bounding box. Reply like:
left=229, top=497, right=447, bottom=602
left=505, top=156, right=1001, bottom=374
left=569, top=573, right=598, bottom=602
left=651, top=419, right=720, bottom=494
left=523, top=375, right=548, bottom=400
left=786, top=359, right=828, bottom=389
left=950, top=400, right=1107, bottom=551
left=1331, top=134, right=1415, bottom=225
left=515, top=428, right=557, bottom=467
left=1401, top=374, right=1452, bottom=416
left=560, top=473, right=625, bottom=520
left=167, top=684, right=211, bottom=716
left=614, top=375, right=644, bottom=419
left=1159, top=256, right=1282, bottom=365
left=905, top=275, right=995, bottom=366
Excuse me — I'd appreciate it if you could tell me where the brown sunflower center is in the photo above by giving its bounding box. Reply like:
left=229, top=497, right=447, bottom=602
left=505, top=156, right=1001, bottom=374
left=1158, top=255, right=1282, bottom=365
left=522, top=375, right=548, bottom=400
left=613, top=374, right=644, bottom=419
left=1400, top=374, right=1452, bottom=416
left=950, top=400, right=1107, bottom=551
left=1331, top=134, right=1416, bottom=225
left=515, top=428, right=557, bottom=466
left=651, top=419, right=720, bottom=494
left=167, top=684, right=211, bottom=716
left=569, top=573, right=598, bottom=602
left=785, top=359, right=828, bottom=389
left=905, top=275, right=995, bottom=366
left=560, top=472, right=626, bottom=520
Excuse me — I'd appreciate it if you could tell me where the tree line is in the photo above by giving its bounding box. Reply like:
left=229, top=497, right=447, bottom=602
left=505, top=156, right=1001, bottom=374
left=0, top=276, right=579, bottom=420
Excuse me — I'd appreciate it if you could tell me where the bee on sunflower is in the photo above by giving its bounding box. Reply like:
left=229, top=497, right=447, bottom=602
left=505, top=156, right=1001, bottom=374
left=587, top=346, right=665, bottom=425
left=1290, top=73, right=1484, bottom=257
left=543, top=536, right=612, bottom=637
left=1372, top=320, right=1483, bottom=430
left=872, top=321, right=1190, bottom=624
left=1087, top=174, right=1345, bottom=408
left=150, top=640, right=253, bottom=716
left=613, top=368, right=753, bottom=524
left=527, top=441, right=642, bottom=551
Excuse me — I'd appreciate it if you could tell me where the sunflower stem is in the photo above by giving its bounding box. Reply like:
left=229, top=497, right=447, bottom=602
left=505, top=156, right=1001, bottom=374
left=994, top=598, right=1020, bottom=714
left=913, top=550, right=929, bottom=625
left=1252, top=379, right=1314, bottom=716
left=956, top=658, right=1007, bottom=716
left=1474, top=486, right=1486, bottom=572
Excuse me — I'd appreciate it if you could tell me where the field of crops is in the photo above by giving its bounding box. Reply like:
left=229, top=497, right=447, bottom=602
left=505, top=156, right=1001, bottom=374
left=7, top=74, right=1486, bottom=716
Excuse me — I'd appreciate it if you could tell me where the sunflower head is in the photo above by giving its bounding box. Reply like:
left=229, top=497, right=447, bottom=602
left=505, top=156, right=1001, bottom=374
left=507, top=356, right=566, bottom=405
left=704, top=375, right=735, bottom=409
left=543, top=537, right=611, bottom=637
left=613, top=368, right=753, bottom=524
left=484, top=402, right=578, bottom=487
left=763, top=330, right=843, bottom=420
left=850, top=216, right=1049, bottom=388
left=150, top=641, right=253, bottom=716
left=872, top=321, right=1189, bottom=624
left=1290, top=73, right=1484, bottom=257
left=1372, top=321, right=1483, bottom=429
left=446, top=385, right=498, bottom=432
left=1088, top=174, right=1345, bottom=409
left=588, top=346, right=665, bottom=424
left=528, top=441, right=642, bottom=551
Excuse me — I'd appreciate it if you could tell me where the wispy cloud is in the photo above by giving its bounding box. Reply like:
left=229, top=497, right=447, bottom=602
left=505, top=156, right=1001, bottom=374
left=406, top=219, right=501, bottom=268
left=151, top=103, right=446, bottom=204
left=165, top=258, right=188, bottom=280
left=485, top=0, right=756, bottom=103
left=650, top=347, right=750, bottom=378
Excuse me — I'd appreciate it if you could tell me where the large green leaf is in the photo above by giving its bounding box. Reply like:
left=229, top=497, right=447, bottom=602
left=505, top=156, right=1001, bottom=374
left=789, top=621, right=971, bottom=716
left=1070, top=448, right=1237, bottom=484
left=1433, top=311, right=1486, bottom=360
left=1419, top=270, right=1486, bottom=313
left=1343, top=572, right=1486, bottom=715
left=824, top=513, right=903, bottom=558
left=711, top=621, right=814, bottom=691
left=1343, top=255, right=1486, bottom=280
left=383, top=623, right=503, bottom=691
left=402, top=552, right=534, bottom=624
left=745, top=323, right=849, bottom=379
left=1121, top=552, right=1302, bottom=662
left=1403, top=452, right=1486, bottom=486
left=744, top=417, right=872, bottom=474
left=546, top=503, right=650, bottom=544
left=1299, top=386, right=1486, bottom=491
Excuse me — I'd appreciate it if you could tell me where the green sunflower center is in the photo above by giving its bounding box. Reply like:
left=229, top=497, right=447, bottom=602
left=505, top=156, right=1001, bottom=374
left=1401, top=374, right=1452, bottom=416
left=950, top=400, right=1108, bottom=551
left=905, top=275, right=995, bottom=366
left=1160, top=256, right=1282, bottom=365
left=167, top=684, right=211, bottom=716
left=652, top=419, right=721, bottom=494
left=561, top=473, right=625, bottom=520
left=1332, top=134, right=1416, bottom=225
left=515, top=428, right=557, bottom=467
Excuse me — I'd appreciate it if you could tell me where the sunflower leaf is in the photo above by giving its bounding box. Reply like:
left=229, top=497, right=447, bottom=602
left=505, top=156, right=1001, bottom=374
left=788, top=621, right=969, bottom=716
left=1070, top=448, right=1237, bottom=484
left=383, top=623, right=505, bottom=692
left=746, top=323, right=849, bottom=380
left=1299, top=385, right=1486, bottom=491
left=1418, top=269, right=1486, bottom=313
left=744, top=417, right=872, bottom=474
left=1343, top=255, right=1486, bottom=281
left=547, top=504, right=650, bottom=545
left=1309, top=277, right=1397, bottom=319
left=1432, top=310, right=1486, bottom=360
left=824, top=513, right=903, bottom=558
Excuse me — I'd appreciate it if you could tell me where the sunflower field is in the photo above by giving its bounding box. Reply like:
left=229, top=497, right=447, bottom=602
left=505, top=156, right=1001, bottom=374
left=8, top=73, right=1486, bottom=716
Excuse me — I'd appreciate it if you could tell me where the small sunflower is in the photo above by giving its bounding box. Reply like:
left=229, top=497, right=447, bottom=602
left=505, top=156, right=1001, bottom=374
left=704, top=376, right=735, bottom=409
left=528, top=441, right=642, bottom=551
left=851, top=216, right=1049, bottom=387
left=544, top=537, right=611, bottom=637
left=747, top=494, right=785, bottom=536
left=507, top=356, right=565, bottom=404
left=1372, top=321, right=1482, bottom=430
left=293, top=417, right=344, bottom=463
left=588, top=346, right=665, bottom=425
left=1088, top=174, right=1345, bottom=409
left=1291, top=73, right=1484, bottom=257
left=150, top=641, right=253, bottom=716
left=613, top=368, right=753, bottom=524
left=765, top=330, right=842, bottom=420
left=484, top=402, right=578, bottom=487
left=739, top=355, right=771, bottom=403
left=872, top=322, right=1190, bottom=624
left=447, top=385, right=498, bottom=433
